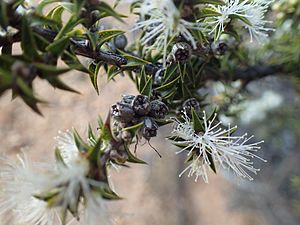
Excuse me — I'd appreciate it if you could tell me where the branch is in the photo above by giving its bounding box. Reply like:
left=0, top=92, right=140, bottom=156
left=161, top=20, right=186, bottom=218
left=0, top=25, right=283, bottom=81
left=204, top=64, right=284, bottom=82
left=230, top=64, right=284, bottom=81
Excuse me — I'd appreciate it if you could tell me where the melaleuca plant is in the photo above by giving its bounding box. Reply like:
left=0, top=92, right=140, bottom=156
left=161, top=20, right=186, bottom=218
left=0, top=0, right=299, bottom=224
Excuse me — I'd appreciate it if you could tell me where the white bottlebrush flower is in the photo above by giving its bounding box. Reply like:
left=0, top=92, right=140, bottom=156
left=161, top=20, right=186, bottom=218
left=207, top=0, right=249, bottom=40
left=74, top=194, right=115, bottom=225
left=55, top=130, right=79, bottom=165
left=0, top=152, right=61, bottom=225
left=207, top=0, right=273, bottom=41
left=133, top=0, right=203, bottom=65
left=179, top=155, right=210, bottom=183
left=242, top=0, right=274, bottom=42
left=51, top=159, right=92, bottom=215
left=171, top=111, right=266, bottom=182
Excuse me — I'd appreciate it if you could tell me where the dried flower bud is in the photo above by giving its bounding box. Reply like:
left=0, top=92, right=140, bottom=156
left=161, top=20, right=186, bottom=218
left=113, top=34, right=128, bottom=50
left=131, top=95, right=151, bottom=116
left=182, top=98, right=200, bottom=114
left=169, top=42, right=192, bottom=62
left=140, top=117, right=158, bottom=140
left=149, top=100, right=169, bottom=119
left=111, top=103, right=135, bottom=123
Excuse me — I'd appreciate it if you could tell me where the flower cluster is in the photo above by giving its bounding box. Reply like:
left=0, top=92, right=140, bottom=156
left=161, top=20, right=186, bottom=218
left=0, top=131, right=114, bottom=225
left=131, top=0, right=203, bottom=64
left=170, top=110, right=266, bottom=183
left=207, top=0, right=274, bottom=41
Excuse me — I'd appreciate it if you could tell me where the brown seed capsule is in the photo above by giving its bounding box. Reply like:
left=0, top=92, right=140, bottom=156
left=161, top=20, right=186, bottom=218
left=169, top=42, right=192, bottom=62
left=217, top=42, right=228, bottom=55
left=149, top=100, right=169, bottom=119
left=182, top=98, right=200, bottom=114
left=121, top=95, right=135, bottom=105
left=140, top=117, right=158, bottom=140
left=111, top=103, right=135, bottom=123
left=131, top=95, right=151, bottom=116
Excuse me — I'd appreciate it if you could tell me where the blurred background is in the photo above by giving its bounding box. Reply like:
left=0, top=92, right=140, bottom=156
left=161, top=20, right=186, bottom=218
left=1, top=1, right=300, bottom=225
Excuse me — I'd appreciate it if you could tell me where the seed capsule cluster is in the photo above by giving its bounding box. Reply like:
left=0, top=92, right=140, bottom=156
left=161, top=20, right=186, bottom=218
left=112, top=95, right=169, bottom=142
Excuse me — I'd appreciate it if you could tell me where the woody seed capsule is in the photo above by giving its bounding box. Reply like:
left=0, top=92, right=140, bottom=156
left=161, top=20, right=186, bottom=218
left=140, top=117, right=158, bottom=140
left=111, top=103, right=135, bottom=123
left=149, top=100, right=169, bottom=119
left=170, top=42, right=192, bottom=62
left=132, top=95, right=151, bottom=116
left=182, top=98, right=200, bottom=114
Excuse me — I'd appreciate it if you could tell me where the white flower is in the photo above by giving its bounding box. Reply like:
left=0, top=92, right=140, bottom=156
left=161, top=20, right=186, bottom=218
left=133, top=0, right=203, bottom=65
left=207, top=0, right=273, bottom=41
left=171, top=111, right=266, bottom=182
left=75, top=194, right=115, bottom=225
left=242, top=0, right=274, bottom=42
left=50, top=159, right=92, bottom=216
left=0, top=152, right=61, bottom=225
left=55, top=130, right=79, bottom=165
left=179, top=155, right=210, bottom=183
left=207, top=0, right=249, bottom=40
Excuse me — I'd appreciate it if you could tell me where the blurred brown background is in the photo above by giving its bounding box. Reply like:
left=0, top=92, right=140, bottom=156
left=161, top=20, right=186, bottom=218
left=1, top=1, right=300, bottom=225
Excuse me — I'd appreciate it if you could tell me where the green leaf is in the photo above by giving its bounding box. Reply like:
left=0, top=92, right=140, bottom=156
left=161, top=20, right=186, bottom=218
left=192, top=108, right=204, bottom=133
left=54, top=147, right=66, bottom=166
left=86, top=31, right=98, bottom=51
left=47, top=77, right=80, bottom=94
left=196, top=0, right=225, bottom=5
left=61, top=51, right=89, bottom=73
left=88, top=124, right=96, bottom=141
left=21, top=17, right=39, bottom=60
left=124, top=144, right=147, bottom=164
left=155, top=119, right=173, bottom=127
left=36, top=0, right=61, bottom=14
left=100, top=112, right=113, bottom=141
left=95, top=2, right=126, bottom=22
left=120, top=54, right=150, bottom=67
left=107, top=65, right=122, bottom=81
left=74, top=0, right=85, bottom=15
left=88, top=61, right=102, bottom=94
left=207, top=153, right=217, bottom=173
left=55, top=16, right=82, bottom=40
left=97, top=29, right=124, bottom=47
left=155, top=76, right=180, bottom=92
left=122, top=122, right=144, bottom=133
left=46, top=36, right=70, bottom=56
left=33, top=63, right=70, bottom=76
left=73, top=129, right=90, bottom=152
left=199, top=8, right=222, bottom=18
left=140, top=75, right=153, bottom=97
left=230, top=14, right=252, bottom=27
left=0, top=1, right=9, bottom=29
left=46, top=5, right=64, bottom=30
left=100, top=187, right=122, bottom=200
